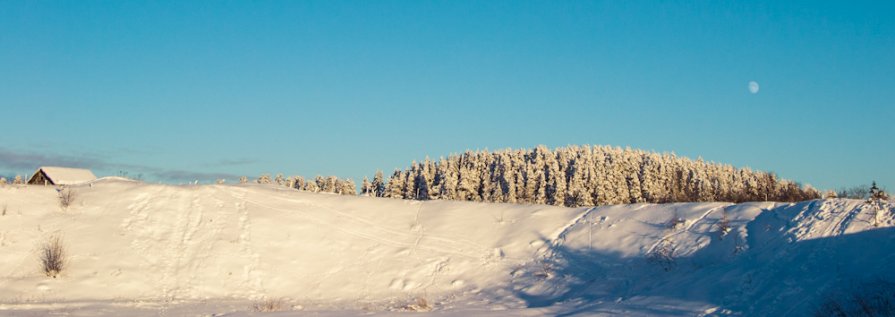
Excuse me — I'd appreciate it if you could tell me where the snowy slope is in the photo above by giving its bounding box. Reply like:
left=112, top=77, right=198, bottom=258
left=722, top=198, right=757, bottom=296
left=507, top=199, right=895, bottom=316
left=0, top=179, right=893, bottom=316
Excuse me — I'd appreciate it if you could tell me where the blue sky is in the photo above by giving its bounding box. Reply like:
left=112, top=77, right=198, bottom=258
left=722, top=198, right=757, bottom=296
left=1, top=1, right=892, bottom=190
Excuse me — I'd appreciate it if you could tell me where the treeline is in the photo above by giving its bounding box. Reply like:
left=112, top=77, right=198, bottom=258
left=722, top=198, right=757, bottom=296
left=252, top=174, right=356, bottom=196
left=0, top=176, right=24, bottom=185
left=362, top=145, right=820, bottom=207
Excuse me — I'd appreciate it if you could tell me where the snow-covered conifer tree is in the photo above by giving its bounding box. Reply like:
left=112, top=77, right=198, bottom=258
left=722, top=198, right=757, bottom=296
left=361, top=177, right=372, bottom=196
left=275, top=174, right=285, bottom=186
left=415, top=173, right=430, bottom=200
left=386, top=170, right=406, bottom=198
left=294, top=176, right=305, bottom=190
left=304, top=180, right=319, bottom=192
left=372, top=171, right=386, bottom=197
left=341, top=179, right=356, bottom=196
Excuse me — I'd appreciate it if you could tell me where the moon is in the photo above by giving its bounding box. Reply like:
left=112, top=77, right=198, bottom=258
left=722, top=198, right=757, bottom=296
left=748, top=81, right=760, bottom=94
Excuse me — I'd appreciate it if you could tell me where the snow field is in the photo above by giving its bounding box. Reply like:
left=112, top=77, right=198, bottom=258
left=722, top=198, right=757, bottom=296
left=0, top=179, right=892, bottom=316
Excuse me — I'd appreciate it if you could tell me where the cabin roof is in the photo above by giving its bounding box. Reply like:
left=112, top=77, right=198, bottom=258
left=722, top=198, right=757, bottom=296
left=31, top=166, right=97, bottom=185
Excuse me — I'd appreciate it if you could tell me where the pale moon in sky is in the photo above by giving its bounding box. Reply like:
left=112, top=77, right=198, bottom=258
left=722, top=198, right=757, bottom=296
left=748, top=81, right=760, bottom=94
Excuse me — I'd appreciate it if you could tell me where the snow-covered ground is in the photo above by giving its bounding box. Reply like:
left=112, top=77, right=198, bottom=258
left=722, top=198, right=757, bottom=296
left=1, top=179, right=893, bottom=316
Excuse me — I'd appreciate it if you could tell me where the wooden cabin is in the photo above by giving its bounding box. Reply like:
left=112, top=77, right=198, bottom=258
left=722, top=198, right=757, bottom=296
left=28, top=167, right=97, bottom=186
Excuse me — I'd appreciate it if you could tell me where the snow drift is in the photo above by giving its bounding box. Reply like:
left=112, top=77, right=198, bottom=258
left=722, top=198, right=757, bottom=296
left=0, top=179, right=892, bottom=316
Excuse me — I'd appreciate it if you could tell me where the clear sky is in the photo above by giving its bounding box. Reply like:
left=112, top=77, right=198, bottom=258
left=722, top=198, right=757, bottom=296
left=1, top=1, right=892, bottom=190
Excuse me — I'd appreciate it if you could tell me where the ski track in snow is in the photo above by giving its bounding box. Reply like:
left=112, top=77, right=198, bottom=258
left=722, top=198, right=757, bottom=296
left=264, top=193, right=490, bottom=253
left=223, top=186, right=264, bottom=298
left=645, top=205, right=724, bottom=256
left=548, top=207, right=595, bottom=250
left=236, top=193, right=490, bottom=260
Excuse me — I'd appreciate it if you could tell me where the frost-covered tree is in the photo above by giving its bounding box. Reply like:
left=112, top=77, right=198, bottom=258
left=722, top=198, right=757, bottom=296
left=437, top=160, right=458, bottom=200
left=361, top=177, right=372, bottom=196
left=415, top=173, right=430, bottom=200
left=274, top=174, right=285, bottom=186
left=293, top=176, right=305, bottom=190
left=304, top=180, right=319, bottom=192
left=314, top=176, right=326, bottom=192
left=340, top=178, right=357, bottom=196
left=325, top=176, right=339, bottom=193
left=385, top=170, right=406, bottom=198
left=372, top=171, right=386, bottom=197
left=456, top=163, right=476, bottom=201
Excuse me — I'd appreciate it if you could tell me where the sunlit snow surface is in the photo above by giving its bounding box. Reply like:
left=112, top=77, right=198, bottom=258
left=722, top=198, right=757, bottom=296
left=1, top=179, right=893, bottom=316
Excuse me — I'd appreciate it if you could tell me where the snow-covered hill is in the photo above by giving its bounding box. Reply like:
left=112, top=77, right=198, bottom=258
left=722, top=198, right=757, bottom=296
left=0, top=179, right=892, bottom=316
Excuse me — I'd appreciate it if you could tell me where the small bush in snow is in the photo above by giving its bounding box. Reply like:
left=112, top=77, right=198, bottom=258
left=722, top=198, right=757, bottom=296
left=669, top=217, right=687, bottom=230
left=252, top=298, right=285, bottom=312
left=717, top=213, right=731, bottom=237
left=58, top=188, right=76, bottom=208
left=401, top=297, right=432, bottom=312
left=40, top=235, right=66, bottom=278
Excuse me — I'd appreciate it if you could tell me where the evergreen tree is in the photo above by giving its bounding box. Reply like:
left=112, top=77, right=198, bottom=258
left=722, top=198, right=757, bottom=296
left=415, top=173, right=430, bottom=200
left=341, top=179, right=357, bottom=196
left=361, top=177, right=372, bottom=196
left=386, top=170, right=406, bottom=198
left=372, top=171, right=386, bottom=197
left=275, top=174, right=285, bottom=186
left=304, top=180, right=319, bottom=192
left=294, top=176, right=305, bottom=190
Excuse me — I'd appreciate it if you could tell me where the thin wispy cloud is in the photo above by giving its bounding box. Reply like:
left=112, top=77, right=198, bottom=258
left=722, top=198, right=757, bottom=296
left=213, top=158, right=257, bottom=167
left=0, top=148, right=103, bottom=171
left=0, top=147, right=241, bottom=183
left=150, top=170, right=242, bottom=183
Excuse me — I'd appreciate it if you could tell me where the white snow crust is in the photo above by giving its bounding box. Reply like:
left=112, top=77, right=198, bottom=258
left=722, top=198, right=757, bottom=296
left=0, top=180, right=892, bottom=316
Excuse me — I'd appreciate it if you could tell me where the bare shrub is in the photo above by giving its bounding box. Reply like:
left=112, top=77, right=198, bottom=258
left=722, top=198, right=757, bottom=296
left=58, top=188, right=76, bottom=208
left=815, top=280, right=895, bottom=317
left=402, top=297, right=432, bottom=312
left=252, top=298, right=285, bottom=312
left=838, top=185, right=870, bottom=200
left=717, top=213, right=731, bottom=238
left=669, top=217, right=687, bottom=230
left=41, top=235, right=66, bottom=278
